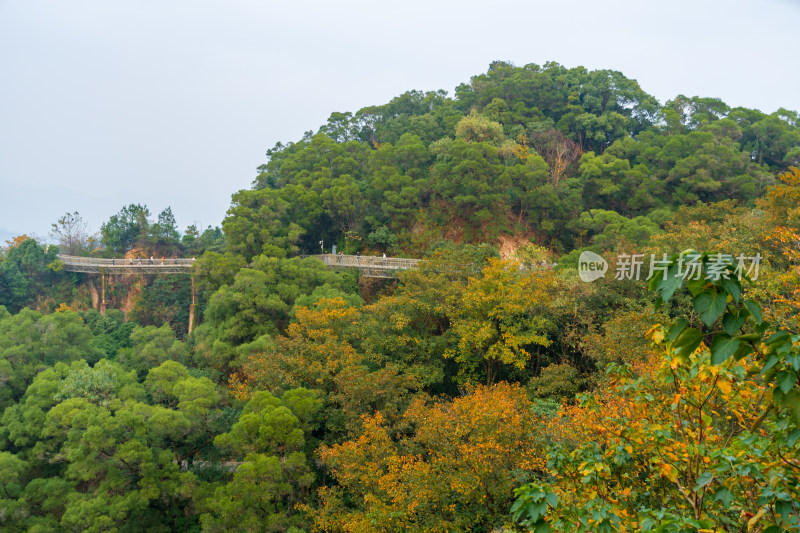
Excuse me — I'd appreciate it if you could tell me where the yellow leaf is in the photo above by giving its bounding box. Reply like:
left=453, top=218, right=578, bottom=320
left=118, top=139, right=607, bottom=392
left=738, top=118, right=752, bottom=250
left=748, top=507, right=767, bottom=528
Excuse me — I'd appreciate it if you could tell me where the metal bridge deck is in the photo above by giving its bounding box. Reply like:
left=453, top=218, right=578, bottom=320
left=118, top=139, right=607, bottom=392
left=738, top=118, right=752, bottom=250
left=58, top=255, right=195, bottom=274
left=312, top=254, right=419, bottom=278
left=58, top=254, right=419, bottom=278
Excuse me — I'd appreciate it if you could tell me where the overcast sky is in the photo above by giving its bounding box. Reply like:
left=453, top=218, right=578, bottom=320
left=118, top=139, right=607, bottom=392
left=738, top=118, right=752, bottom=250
left=1, top=0, right=799, bottom=242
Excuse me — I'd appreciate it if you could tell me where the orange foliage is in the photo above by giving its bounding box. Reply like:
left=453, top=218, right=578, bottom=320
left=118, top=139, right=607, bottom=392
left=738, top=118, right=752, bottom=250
left=306, top=382, right=549, bottom=533
left=763, top=167, right=800, bottom=322
left=541, top=332, right=769, bottom=525
left=544, top=357, right=656, bottom=451
left=230, top=297, right=420, bottom=437
left=761, top=166, right=800, bottom=223
left=513, top=133, right=534, bottom=161
left=230, top=298, right=361, bottom=400
left=4, top=234, right=31, bottom=248
left=581, top=309, right=662, bottom=366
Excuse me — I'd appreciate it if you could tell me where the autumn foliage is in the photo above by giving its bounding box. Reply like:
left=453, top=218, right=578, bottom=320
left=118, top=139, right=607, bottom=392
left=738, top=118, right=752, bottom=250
left=513, top=253, right=800, bottom=531
left=306, top=382, right=547, bottom=533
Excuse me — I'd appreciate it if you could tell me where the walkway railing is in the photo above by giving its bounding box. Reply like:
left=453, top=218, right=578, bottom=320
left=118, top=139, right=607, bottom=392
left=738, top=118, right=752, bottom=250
left=60, top=253, right=549, bottom=279
left=313, top=254, right=420, bottom=278
left=58, top=255, right=195, bottom=274
left=58, top=254, right=419, bottom=278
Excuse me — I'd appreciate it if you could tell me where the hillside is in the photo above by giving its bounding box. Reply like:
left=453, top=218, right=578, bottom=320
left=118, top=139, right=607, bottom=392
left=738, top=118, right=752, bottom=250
left=226, top=61, right=797, bottom=261
left=0, top=62, right=799, bottom=532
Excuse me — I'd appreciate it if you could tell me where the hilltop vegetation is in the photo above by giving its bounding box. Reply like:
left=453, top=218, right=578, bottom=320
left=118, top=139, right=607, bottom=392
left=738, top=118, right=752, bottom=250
left=1, top=62, right=799, bottom=531
left=235, top=61, right=796, bottom=258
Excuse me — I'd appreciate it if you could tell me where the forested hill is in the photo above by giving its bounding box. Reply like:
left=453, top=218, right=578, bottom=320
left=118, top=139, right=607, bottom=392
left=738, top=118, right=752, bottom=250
left=225, top=61, right=798, bottom=259
left=3, top=61, right=800, bottom=532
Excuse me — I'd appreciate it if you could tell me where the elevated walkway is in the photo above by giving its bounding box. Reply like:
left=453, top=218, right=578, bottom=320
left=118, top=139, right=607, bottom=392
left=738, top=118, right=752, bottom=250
left=58, top=254, right=419, bottom=278
left=58, top=255, right=194, bottom=274
left=313, top=254, right=419, bottom=278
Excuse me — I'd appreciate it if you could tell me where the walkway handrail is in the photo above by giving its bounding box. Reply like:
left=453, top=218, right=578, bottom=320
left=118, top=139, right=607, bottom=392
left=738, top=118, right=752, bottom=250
left=58, top=255, right=196, bottom=266
left=58, top=253, right=426, bottom=278
left=58, top=254, right=195, bottom=274
left=314, top=254, right=420, bottom=271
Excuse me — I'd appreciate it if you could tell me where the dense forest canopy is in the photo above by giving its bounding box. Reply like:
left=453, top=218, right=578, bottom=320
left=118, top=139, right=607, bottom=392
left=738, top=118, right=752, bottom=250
left=1, top=62, right=799, bottom=532
left=238, top=61, right=795, bottom=259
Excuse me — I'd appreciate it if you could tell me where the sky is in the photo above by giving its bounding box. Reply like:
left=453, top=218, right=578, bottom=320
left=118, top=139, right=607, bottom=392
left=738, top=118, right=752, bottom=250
left=1, top=0, right=799, bottom=243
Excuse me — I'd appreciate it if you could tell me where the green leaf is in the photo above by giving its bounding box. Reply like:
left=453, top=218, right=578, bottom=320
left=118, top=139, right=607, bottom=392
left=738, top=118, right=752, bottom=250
left=652, top=265, right=682, bottom=302
left=787, top=428, right=800, bottom=447
left=755, top=321, right=771, bottom=335
left=762, top=355, right=781, bottom=375
left=722, top=312, right=746, bottom=337
left=686, top=276, right=710, bottom=297
left=775, top=500, right=792, bottom=521
left=777, top=371, right=797, bottom=394
left=720, top=278, right=741, bottom=303
left=654, top=521, right=676, bottom=533
left=744, top=300, right=762, bottom=324
left=674, top=328, right=703, bottom=360
left=713, top=487, right=733, bottom=507
left=665, top=318, right=688, bottom=344
left=509, top=499, right=524, bottom=517
left=694, top=292, right=727, bottom=327
left=545, top=492, right=558, bottom=509
left=767, top=331, right=791, bottom=346
left=693, top=471, right=713, bottom=491
left=710, top=335, right=741, bottom=365
left=733, top=343, right=754, bottom=360
left=694, top=292, right=712, bottom=314
left=783, top=390, right=800, bottom=426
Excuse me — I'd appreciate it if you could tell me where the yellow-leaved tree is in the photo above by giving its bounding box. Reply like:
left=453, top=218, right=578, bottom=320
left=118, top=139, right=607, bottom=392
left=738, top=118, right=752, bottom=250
left=305, top=382, right=549, bottom=533
left=445, top=258, right=553, bottom=384
left=512, top=252, right=800, bottom=532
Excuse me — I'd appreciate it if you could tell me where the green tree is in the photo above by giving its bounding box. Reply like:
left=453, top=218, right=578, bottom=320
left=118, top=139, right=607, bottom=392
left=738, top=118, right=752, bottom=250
left=81, top=308, right=135, bottom=358
left=129, top=275, right=192, bottom=336
left=1, top=357, right=206, bottom=531
left=150, top=207, right=181, bottom=255
left=193, top=255, right=345, bottom=372
left=0, top=308, right=103, bottom=409
left=117, top=324, right=190, bottom=378
left=223, top=188, right=308, bottom=260
left=0, top=238, right=64, bottom=312
left=201, top=389, right=321, bottom=532
left=101, top=204, right=152, bottom=254
left=0, top=451, right=29, bottom=531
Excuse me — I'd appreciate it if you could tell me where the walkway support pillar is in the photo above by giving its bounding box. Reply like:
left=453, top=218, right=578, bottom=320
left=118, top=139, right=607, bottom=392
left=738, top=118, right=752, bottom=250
left=188, top=274, right=196, bottom=335
left=99, top=268, right=106, bottom=315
